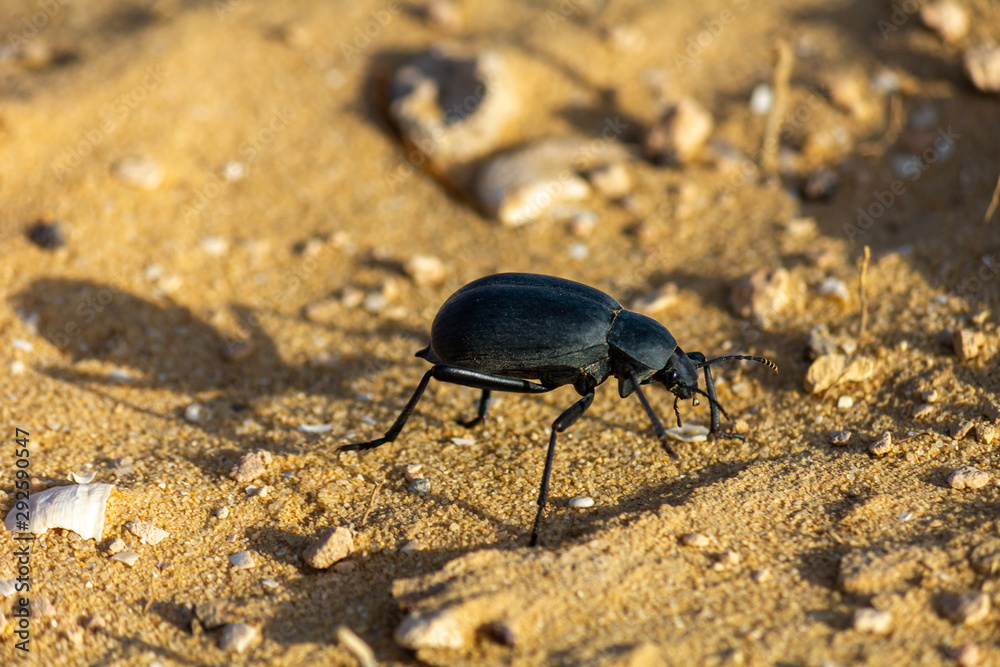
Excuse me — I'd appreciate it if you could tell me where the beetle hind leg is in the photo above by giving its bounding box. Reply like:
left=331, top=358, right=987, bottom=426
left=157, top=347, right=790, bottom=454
left=530, top=388, right=596, bottom=547
left=458, top=389, right=491, bottom=428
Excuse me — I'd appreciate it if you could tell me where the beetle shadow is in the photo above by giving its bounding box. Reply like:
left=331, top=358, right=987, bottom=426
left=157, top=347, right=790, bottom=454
left=7, top=278, right=439, bottom=465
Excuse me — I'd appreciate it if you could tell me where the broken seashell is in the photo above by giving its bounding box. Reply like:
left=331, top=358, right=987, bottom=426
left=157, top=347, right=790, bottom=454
left=69, top=470, right=97, bottom=484
left=663, top=424, right=709, bottom=443
left=4, top=483, right=113, bottom=540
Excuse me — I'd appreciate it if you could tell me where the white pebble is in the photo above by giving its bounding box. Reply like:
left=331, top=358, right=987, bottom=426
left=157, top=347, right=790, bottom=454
left=853, top=608, right=892, bottom=634
left=568, top=496, right=594, bottom=508
left=184, top=403, right=208, bottom=424
left=229, top=550, right=256, bottom=569
left=125, top=520, right=170, bottom=545
left=112, top=156, right=163, bottom=190
left=837, top=396, right=854, bottom=409
left=680, top=532, right=710, bottom=548
left=215, top=507, right=230, bottom=519
left=749, top=84, right=774, bottom=115
left=219, top=622, right=258, bottom=652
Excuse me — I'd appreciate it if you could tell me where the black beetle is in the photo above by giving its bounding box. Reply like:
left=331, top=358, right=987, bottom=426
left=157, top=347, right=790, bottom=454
left=340, top=273, right=777, bottom=546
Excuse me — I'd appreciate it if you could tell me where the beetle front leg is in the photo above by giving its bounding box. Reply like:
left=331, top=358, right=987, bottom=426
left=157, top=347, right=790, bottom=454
left=530, top=388, right=595, bottom=547
left=701, top=364, right=745, bottom=441
left=626, top=367, right=678, bottom=459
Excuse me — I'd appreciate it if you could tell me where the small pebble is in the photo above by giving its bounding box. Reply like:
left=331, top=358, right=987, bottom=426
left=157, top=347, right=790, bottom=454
left=404, top=255, right=447, bottom=287
left=921, top=389, right=940, bottom=403
left=949, top=420, right=974, bottom=440
left=224, top=339, right=255, bottom=362
left=215, top=507, right=230, bottom=519
left=229, top=451, right=270, bottom=483
left=403, top=464, right=423, bottom=481
left=719, top=549, right=740, bottom=566
left=830, top=430, right=852, bottom=446
left=106, top=537, right=126, bottom=554
left=26, top=221, right=66, bottom=250
left=450, top=437, right=476, bottom=446
left=587, top=163, right=633, bottom=199
left=184, top=402, right=209, bottom=423
left=815, top=277, right=849, bottom=304
left=868, top=430, right=893, bottom=456
left=196, top=599, right=234, bottom=629
left=568, top=496, right=594, bottom=508
left=408, top=478, right=431, bottom=494
left=805, top=354, right=876, bottom=394
left=126, top=520, right=170, bottom=545
left=0, top=580, right=15, bottom=597
left=964, top=43, right=1000, bottom=93
left=298, top=423, right=333, bottom=434
left=112, top=156, right=163, bottom=190
left=751, top=569, right=771, bottom=583
left=912, top=404, right=935, bottom=419
left=806, top=324, right=839, bottom=359
left=394, top=609, right=464, bottom=650
left=199, top=236, right=230, bottom=256
left=82, top=614, right=107, bottom=631
left=302, top=526, right=354, bottom=569
left=422, top=0, right=462, bottom=31
left=730, top=268, right=793, bottom=329
left=399, top=539, right=421, bottom=555
left=229, top=550, right=256, bottom=569
left=938, top=591, right=990, bottom=625
left=680, top=532, right=710, bottom=548
left=974, top=423, right=996, bottom=445
left=853, top=608, right=892, bottom=635
left=29, top=596, right=57, bottom=619
left=948, top=465, right=990, bottom=490
left=920, top=0, right=969, bottom=44
left=219, top=622, right=258, bottom=653
left=262, top=579, right=280, bottom=589
left=837, top=396, right=854, bottom=410
left=801, top=169, right=839, bottom=201
left=566, top=210, right=598, bottom=237
left=953, top=329, right=985, bottom=360
left=111, top=552, right=140, bottom=567
left=646, top=97, right=714, bottom=164
left=953, top=642, right=982, bottom=667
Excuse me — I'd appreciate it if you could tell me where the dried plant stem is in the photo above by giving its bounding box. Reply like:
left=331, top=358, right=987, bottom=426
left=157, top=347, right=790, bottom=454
left=360, top=480, right=384, bottom=527
left=859, top=245, right=871, bottom=345
left=761, top=40, right=794, bottom=175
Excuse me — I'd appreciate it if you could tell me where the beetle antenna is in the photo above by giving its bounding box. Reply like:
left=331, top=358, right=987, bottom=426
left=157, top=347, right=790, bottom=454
left=689, top=386, right=732, bottom=423
left=699, top=355, right=778, bottom=373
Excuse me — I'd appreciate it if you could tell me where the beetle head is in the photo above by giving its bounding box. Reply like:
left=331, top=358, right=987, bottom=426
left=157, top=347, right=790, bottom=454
left=654, top=348, right=700, bottom=399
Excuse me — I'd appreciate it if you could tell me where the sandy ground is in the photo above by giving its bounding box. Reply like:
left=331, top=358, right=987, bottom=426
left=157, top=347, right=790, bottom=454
left=1, top=0, right=999, bottom=664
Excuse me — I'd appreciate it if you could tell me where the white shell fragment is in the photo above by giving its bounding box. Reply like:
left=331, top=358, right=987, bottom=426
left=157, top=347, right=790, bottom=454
left=126, top=520, right=170, bottom=545
left=298, top=423, right=333, bottom=434
left=110, top=551, right=140, bottom=567
left=69, top=471, right=97, bottom=484
left=5, top=483, right=113, bottom=540
left=663, top=424, right=709, bottom=443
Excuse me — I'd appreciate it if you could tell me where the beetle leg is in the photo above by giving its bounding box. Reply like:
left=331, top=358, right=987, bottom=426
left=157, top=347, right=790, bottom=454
left=626, top=367, right=677, bottom=460
left=530, top=388, right=596, bottom=547
left=340, top=366, right=552, bottom=452
left=672, top=396, right=683, bottom=428
left=701, top=364, right=746, bottom=441
left=459, top=389, right=491, bottom=428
